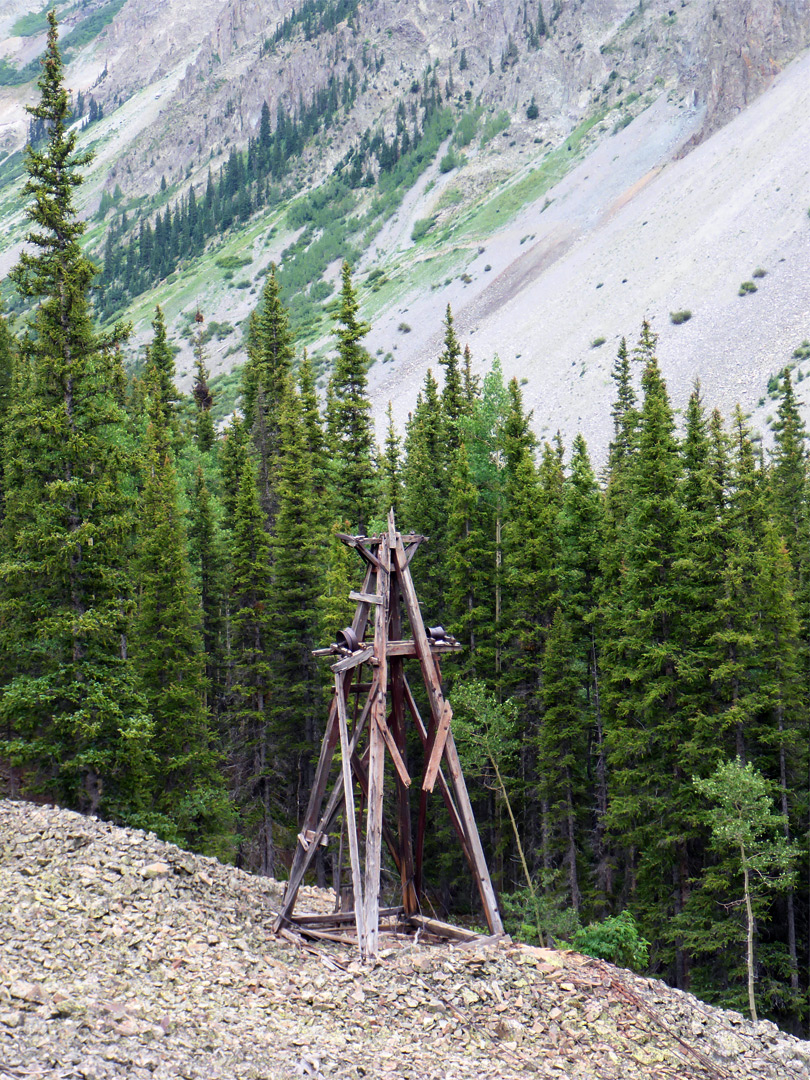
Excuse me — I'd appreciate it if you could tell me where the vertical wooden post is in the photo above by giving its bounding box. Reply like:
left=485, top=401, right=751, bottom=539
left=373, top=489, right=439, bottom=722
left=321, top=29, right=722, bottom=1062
left=363, top=535, right=389, bottom=955
left=336, top=672, right=367, bottom=956
left=388, top=511, right=417, bottom=914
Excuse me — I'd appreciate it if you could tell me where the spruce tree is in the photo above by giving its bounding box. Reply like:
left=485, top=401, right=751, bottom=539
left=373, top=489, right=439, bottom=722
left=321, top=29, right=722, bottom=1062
left=326, top=262, right=378, bottom=533
left=603, top=334, right=691, bottom=982
left=402, top=370, right=448, bottom=619
left=131, top=375, right=232, bottom=854
left=0, top=13, right=151, bottom=816
left=268, top=376, right=325, bottom=818
left=0, top=309, right=16, bottom=524
left=241, top=266, right=294, bottom=527
left=191, top=311, right=216, bottom=452
left=144, top=305, right=178, bottom=417
left=227, top=454, right=275, bottom=874
left=438, top=304, right=465, bottom=450
left=382, top=401, right=403, bottom=517
left=539, top=607, right=589, bottom=910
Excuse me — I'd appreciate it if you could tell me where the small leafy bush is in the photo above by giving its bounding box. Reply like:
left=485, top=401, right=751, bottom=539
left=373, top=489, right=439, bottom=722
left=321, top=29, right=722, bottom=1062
left=480, top=110, right=511, bottom=147
left=309, top=280, right=334, bottom=302
left=591, top=336, right=606, bottom=348
left=739, top=280, right=758, bottom=296
left=670, top=309, right=692, bottom=324
left=571, top=910, right=650, bottom=972
left=397, top=322, right=411, bottom=333
left=752, top=267, right=767, bottom=278
left=215, top=254, right=252, bottom=270
left=411, top=216, right=435, bottom=242
left=439, top=148, right=463, bottom=173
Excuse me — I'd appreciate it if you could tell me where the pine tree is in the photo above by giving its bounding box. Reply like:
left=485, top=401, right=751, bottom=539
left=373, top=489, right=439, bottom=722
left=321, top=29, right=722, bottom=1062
left=131, top=375, right=232, bottom=854
left=0, top=13, right=151, bottom=816
left=402, top=370, right=448, bottom=619
left=241, top=266, right=294, bottom=527
left=438, top=304, right=464, bottom=450
left=144, top=305, right=178, bottom=416
left=191, top=311, right=216, bottom=452
left=382, top=401, right=403, bottom=517
left=187, top=464, right=226, bottom=714
left=555, top=433, right=607, bottom=907
left=326, top=262, right=378, bottom=533
left=227, top=454, right=275, bottom=874
left=268, top=376, right=325, bottom=819
left=539, top=607, right=589, bottom=910
left=0, top=309, right=16, bottom=524
left=298, top=352, right=329, bottom=498
left=603, top=334, right=691, bottom=981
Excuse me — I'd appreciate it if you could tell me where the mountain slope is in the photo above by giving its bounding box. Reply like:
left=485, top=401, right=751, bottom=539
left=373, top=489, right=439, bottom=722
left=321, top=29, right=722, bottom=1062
left=0, top=0, right=809, bottom=455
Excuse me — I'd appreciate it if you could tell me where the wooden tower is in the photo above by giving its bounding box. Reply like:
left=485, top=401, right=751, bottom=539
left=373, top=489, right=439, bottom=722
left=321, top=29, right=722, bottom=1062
left=274, top=511, right=503, bottom=957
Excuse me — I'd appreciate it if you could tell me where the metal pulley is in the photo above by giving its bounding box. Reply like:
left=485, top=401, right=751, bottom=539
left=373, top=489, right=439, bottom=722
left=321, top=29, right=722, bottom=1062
left=336, top=626, right=360, bottom=652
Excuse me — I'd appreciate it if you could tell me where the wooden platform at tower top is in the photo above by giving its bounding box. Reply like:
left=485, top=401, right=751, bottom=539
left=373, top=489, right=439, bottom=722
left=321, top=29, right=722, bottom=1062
left=273, top=510, right=504, bottom=957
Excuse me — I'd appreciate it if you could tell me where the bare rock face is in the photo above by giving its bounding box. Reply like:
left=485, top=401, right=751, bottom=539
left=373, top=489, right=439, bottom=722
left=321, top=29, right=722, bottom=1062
left=2, top=799, right=810, bottom=1079
left=4, top=0, right=809, bottom=200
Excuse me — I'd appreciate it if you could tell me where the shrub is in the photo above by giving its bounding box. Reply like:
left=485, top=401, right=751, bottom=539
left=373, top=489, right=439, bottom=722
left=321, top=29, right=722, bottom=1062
left=480, top=110, right=511, bottom=147
left=670, top=309, right=692, bottom=324
left=752, top=267, right=767, bottom=278
left=309, top=280, right=334, bottom=302
left=739, top=280, right=757, bottom=296
left=439, top=149, right=462, bottom=173
left=570, top=911, right=650, bottom=972
left=411, top=216, right=435, bottom=242
left=591, top=336, right=606, bottom=348
left=397, top=322, right=411, bottom=333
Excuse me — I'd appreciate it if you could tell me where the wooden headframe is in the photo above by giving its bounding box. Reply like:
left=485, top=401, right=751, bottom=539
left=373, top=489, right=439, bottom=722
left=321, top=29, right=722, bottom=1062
left=273, top=510, right=503, bottom=957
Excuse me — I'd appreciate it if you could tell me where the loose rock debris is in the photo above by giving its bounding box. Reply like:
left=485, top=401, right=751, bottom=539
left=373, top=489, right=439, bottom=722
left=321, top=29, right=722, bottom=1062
left=1, top=800, right=809, bottom=1079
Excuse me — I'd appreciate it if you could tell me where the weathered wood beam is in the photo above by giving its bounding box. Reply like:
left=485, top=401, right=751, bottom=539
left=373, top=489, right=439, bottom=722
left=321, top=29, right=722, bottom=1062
left=331, top=646, right=374, bottom=673
left=408, top=914, right=485, bottom=943
left=363, top=534, right=389, bottom=956
left=336, top=672, right=368, bottom=956
left=292, top=906, right=404, bottom=927
left=349, top=590, right=384, bottom=605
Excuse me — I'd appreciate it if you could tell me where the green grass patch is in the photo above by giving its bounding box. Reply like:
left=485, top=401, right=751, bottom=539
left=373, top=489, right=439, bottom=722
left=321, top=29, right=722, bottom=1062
left=12, top=8, right=51, bottom=37
left=480, top=110, right=511, bottom=148
left=62, top=0, right=127, bottom=54
left=457, top=109, right=608, bottom=239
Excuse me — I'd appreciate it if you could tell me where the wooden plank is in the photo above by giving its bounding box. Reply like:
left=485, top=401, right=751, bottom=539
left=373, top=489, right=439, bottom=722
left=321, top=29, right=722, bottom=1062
left=335, top=673, right=368, bottom=955
left=374, top=709, right=411, bottom=788
left=363, top=534, right=389, bottom=956
left=292, top=906, right=404, bottom=927
left=294, top=926, right=358, bottom=946
left=355, top=541, right=381, bottom=569
left=274, top=695, right=341, bottom=930
left=422, top=699, right=454, bottom=793
left=349, top=590, right=383, bottom=605
left=386, top=639, right=462, bottom=657
left=331, top=646, right=373, bottom=673
left=441, top=728, right=505, bottom=936
left=402, top=676, right=472, bottom=859
left=392, top=535, right=447, bottom=729
left=408, top=914, right=485, bottom=943
left=388, top=510, right=418, bottom=916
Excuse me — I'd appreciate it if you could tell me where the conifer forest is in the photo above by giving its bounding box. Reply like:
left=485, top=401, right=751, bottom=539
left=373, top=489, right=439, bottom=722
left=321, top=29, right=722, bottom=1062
left=2, top=15, right=809, bottom=1034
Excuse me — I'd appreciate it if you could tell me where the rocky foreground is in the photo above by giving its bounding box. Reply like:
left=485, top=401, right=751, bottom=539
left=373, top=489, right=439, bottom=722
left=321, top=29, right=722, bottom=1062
left=1, top=801, right=809, bottom=1080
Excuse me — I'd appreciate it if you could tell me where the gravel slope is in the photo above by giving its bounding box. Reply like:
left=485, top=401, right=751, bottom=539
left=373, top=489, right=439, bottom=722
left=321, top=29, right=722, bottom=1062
left=370, top=45, right=810, bottom=462
left=2, top=800, right=810, bottom=1080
